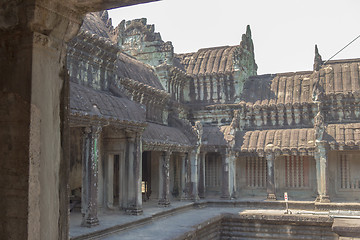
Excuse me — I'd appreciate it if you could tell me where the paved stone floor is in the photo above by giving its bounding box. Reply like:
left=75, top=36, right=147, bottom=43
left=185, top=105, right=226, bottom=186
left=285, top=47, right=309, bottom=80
left=70, top=200, right=194, bottom=238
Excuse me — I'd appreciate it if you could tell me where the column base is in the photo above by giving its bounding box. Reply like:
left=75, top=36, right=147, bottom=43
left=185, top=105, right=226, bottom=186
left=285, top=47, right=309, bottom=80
left=125, top=207, right=143, bottom=215
left=190, top=195, right=200, bottom=202
left=158, top=199, right=170, bottom=207
left=199, top=194, right=205, bottom=199
left=220, top=195, right=231, bottom=199
left=180, top=194, right=189, bottom=201
left=81, top=216, right=99, bottom=228
left=316, top=195, right=330, bottom=203
left=266, top=193, right=277, bottom=200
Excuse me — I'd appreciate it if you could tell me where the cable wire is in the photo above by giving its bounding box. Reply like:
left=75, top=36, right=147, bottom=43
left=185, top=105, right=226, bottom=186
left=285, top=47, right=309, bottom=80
left=323, top=33, right=360, bottom=65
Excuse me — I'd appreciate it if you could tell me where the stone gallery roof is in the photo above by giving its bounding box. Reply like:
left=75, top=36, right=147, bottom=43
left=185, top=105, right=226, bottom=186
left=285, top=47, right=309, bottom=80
left=117, top=53, right=164, bottom=90
left=176, top=46, right=239, bottom=75
left=70, top=82, right=145, bottom=124
left=317, top=59, right=360, bottom=95
left=241, top=72, right=313, bottom=106
left=81, top=11, right=115, bottom=41
left=235, top=128, right=315, bottom=156
left=202, top=126, right=232, bottom=146
left=325, top=123, right=360, bottom=149
left=142, top=122, right=192, bottom=148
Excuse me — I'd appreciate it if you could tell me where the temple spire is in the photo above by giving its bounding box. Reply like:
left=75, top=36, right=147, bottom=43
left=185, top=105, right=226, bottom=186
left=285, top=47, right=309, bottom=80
left=313, top=44, right=323, bottom=71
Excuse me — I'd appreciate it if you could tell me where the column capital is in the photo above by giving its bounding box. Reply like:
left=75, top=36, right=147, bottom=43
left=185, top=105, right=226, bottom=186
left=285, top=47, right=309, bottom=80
left=162, top=150, right=172, bottom=159
left=82, top=125, right=102, bottom=137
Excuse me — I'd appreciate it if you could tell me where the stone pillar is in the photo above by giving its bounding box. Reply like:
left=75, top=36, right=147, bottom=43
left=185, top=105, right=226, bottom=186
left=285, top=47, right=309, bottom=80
left=221, top=152, right=231, bottom=199
left=0, top=1, right=82, bottom=238
left=315, top=142, right=330, bottom=202
left=125, top=132, right=143, bottom=215
left=158, top=151, right=171, bottom=206
left=198, top=152, right=206, bottom=198
left=179, top=153, right=188, bottom=200
left=265, top=151, right=277, bottom=200
left=189, top=150, right=200, bottom=201
left=106, top=155, right=114, bottom=209
left=81, top=126, right=101, bottom=227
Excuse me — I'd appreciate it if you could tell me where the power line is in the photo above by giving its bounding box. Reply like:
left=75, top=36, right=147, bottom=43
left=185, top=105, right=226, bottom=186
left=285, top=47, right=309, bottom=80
left=323, top=33, right=360, bottom=65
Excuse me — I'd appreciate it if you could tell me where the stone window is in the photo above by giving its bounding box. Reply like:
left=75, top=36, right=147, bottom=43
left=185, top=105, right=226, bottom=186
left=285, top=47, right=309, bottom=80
left=339, top=152, right=360, bottom=190
left=245, top=156, right=267, bottom=188
left=284, top=156, right=310, bottom=188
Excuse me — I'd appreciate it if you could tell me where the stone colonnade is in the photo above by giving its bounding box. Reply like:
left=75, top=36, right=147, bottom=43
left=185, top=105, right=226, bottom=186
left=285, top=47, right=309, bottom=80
left=78, top=130, right=335, bottom=228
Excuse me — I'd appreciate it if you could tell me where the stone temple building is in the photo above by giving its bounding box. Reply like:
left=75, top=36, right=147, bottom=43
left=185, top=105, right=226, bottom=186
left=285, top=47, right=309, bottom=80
left=67, top=11, right=360, bottom=227
left=2, top=0, right=360, bottom=238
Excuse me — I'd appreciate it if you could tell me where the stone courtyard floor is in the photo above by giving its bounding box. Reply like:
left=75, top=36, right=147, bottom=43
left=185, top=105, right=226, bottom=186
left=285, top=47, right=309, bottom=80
left=70, top=199, right=360, bottom=240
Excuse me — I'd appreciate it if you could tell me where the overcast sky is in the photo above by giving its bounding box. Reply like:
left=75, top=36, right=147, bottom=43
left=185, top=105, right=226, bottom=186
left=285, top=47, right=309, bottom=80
left=109, top=0, right=360, bottom=74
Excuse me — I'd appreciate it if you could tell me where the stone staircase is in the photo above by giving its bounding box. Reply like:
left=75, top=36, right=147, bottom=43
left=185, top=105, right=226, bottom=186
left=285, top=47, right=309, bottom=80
left=220, top=219, right=337, bottom=239
left=180, top=213, right=339, bottom=240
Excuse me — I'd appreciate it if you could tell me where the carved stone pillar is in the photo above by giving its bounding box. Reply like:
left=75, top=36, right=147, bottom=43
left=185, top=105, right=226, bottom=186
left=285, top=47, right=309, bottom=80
left=189, top=150, right=200, bottom=201
left=198, top=152, right=206, bottom=198
left=179, top=153, right=188, bottom=200
left=158, top=151, right=171, bottom=206
left=221, top=152, right=230, bottom=199
left=125, top=132, right=143, bottom=215
left=81, top=126, right=101, bottom=227
left=0, top=1, right=83, bottom=238
left=265, top=151, right=276, bottom=200
left=315, top=142, right=330, bottom=202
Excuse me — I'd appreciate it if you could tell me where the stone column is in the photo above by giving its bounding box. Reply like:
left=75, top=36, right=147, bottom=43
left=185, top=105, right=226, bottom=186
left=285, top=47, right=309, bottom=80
left=221, top=152, right=231, bottom=199
left=315, top=142, right=330, bottom=202
left=198, top=152, right=206, bottom=198
left=265, top=151, right=277, bottom=200
left=189, top=150, right=200, bottom=201
left=158, top=151, right=171, bottom=206
left=81, top=126, right=101, bottom=227
left=179, top=153, right=188, bottom=200
left=0, top=2, right=82, bottom=238
left=106, top=154, right=114, bottom=209
left=125, top=132, right=143, bottom=215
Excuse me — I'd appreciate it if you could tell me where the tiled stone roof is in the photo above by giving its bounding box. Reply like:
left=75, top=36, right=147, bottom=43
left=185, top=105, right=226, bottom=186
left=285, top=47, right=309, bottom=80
left=325, top=123, right=360, bottom=149
left=117, top=53, right=164, bottom=90
left=81, top=11, right=115, bottom=41
left=235, top=128, right=315, bottom=156
left=241, top=72, right=313, bottom=106
left=176, top=46, right=238, bottom=75
left=201, top=126, right=231, bottom=146
left=142, top=122, right=191, bottom=147
left=317, top=59, right=360, bottom=95
left=70, top=82, right=145, bottom=123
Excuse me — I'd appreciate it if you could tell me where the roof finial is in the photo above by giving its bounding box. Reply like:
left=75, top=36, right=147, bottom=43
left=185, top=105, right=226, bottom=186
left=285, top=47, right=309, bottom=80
left=246, top=25, right=252, bottom=38
left=313, top=44, right=323, bottom=71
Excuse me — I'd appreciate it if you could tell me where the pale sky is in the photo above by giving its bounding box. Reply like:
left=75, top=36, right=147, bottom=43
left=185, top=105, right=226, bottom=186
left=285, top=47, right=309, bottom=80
left=109, top=0, right=360, bottom=75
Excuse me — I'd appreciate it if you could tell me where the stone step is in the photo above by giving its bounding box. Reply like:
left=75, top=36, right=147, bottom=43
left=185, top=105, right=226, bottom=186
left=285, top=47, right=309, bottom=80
left=220, top=220, right=337, bottom=240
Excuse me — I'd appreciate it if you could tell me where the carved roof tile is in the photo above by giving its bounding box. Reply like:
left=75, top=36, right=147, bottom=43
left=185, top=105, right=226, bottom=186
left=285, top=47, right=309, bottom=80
left=235, top=128, right=315, bottom=155
left=176, top=45, right=238, bottom=75
left=242, top=72, right=314, bottom=106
